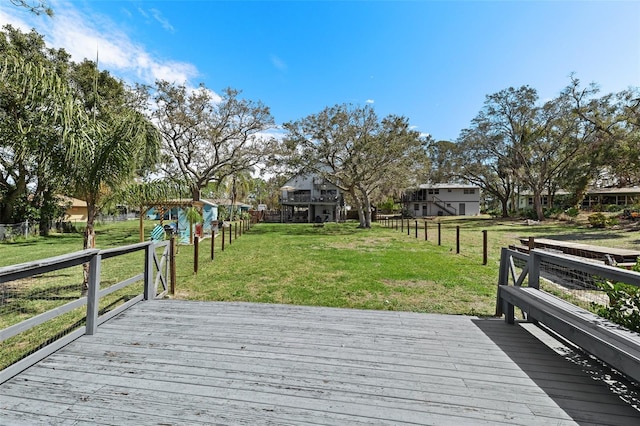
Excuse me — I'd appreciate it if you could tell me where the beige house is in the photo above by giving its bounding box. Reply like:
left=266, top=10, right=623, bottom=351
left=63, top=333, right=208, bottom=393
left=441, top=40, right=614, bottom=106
left=60, top=196, right=88, bottom=221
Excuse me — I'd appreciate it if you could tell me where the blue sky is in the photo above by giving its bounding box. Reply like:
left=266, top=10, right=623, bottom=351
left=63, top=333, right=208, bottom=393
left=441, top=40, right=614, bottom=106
left=2, top=0, right=639, bottom=141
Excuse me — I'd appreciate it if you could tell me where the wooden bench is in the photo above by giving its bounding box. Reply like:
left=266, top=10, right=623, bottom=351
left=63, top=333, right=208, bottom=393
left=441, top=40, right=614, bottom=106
left=496, top=247, right=640, bottom=384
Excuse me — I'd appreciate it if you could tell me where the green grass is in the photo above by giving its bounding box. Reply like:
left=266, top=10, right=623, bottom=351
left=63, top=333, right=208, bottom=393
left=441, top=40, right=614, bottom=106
left=3, top=214, right=640, bottom=369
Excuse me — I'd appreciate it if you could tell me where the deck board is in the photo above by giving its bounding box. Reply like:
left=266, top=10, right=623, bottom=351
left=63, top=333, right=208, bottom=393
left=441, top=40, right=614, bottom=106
left=1, top=300, right=640, bottom=425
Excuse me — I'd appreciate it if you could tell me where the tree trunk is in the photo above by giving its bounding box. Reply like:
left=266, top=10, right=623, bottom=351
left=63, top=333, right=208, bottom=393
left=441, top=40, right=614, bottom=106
left=192, top=186, right=201, bottom=201
left=501, top=197, right=509, bottom=218
left=361, top=189, right=372, bottom=228
left=82, top=203, right=97, bottom=292
left=533, top=190, right=545, bottom=221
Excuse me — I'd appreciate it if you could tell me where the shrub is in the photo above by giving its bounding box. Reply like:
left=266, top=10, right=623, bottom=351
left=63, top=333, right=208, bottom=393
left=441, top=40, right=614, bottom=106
left=565, top=207, right=580, bottom=217
left=594, top=280, right=640, bottom=333
left=594, top=260, right=640, bottom=333
left=588, top=212, right=616, bottom=228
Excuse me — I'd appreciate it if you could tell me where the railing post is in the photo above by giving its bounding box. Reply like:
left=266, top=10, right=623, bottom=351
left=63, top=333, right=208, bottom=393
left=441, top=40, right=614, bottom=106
left=495, top=247, right=509, bottom=317
left=528, top=249, right=541, bottom=289
left=144, top=242, right=154, bottom=300
left=85, top=252, right=101, bottom=335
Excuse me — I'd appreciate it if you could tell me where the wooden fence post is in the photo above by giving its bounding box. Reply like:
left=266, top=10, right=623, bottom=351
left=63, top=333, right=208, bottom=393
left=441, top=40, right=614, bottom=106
left=456, top=226, right=460, bottom=254
left=221, top=227, right=225, bottom=251
left=211, top=231, right=216, bottom=260
left=230, top=223, right=233, bottom=245
left=194, top=236, right=199, bottom=274
left=235, top=222, right=238, bottom=240
left=170, top=236, right=176, bottom=294
left=438, top=222, right=441, bottom=246
left=415, top=221, right=418, bottom=238
left=482, top=230, right=488, bottom=265
left=406, top=219, right=410, bottom=236
left=401, top=219, right=404, bottom=233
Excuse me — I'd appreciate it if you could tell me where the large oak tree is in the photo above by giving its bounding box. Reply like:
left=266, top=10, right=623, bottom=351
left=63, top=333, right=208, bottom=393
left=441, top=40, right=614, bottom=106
left=282, top=104, right=429, bottom=228
left=151, top=82, right=276, bottom=201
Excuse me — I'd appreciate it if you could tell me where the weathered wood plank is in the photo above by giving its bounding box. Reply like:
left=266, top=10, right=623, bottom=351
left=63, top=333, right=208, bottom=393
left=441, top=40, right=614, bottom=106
left=1, top=300, right=639, bottom=425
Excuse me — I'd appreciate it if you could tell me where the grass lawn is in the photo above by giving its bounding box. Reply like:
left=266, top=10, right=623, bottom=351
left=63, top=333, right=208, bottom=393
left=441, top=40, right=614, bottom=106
left=3, top=214, right=640, bottom=368
left=3, top=214, right=640, bottom=317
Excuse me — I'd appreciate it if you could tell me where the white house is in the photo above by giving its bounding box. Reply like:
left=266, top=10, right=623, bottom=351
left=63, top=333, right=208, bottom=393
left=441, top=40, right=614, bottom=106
left=403, top=183, right=481, bottom=217
left=280, top=174, right=345, bottom=223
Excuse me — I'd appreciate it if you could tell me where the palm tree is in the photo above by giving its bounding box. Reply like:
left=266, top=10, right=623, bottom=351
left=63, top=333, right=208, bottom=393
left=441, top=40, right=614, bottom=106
left=184, top=206, right=202, bottom=245
left=221, top=170, right=253, bottom=220
left=62, top=61, right=160, bottom=289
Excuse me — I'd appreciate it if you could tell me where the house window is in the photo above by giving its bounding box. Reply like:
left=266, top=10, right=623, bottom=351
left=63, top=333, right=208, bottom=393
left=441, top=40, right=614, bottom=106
left=463, top=188, right=475, bottom=194
left=414, top=203, right=419, bottom=210
left=427, top=189, right=440, bottom=194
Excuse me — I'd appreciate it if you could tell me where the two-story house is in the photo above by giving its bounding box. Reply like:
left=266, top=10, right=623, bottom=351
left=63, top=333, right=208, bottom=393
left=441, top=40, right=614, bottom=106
left=402, top=183, right=481, bottom=217
left=280, top=174, right=344, bottom=223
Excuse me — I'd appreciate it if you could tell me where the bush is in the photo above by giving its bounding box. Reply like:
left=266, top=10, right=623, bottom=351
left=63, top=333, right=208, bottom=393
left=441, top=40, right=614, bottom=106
left=588, top=212, right=617, bottom=228
left=565, top=207, right=580, bottom=217
left=594, top=260, right=640, bottom=333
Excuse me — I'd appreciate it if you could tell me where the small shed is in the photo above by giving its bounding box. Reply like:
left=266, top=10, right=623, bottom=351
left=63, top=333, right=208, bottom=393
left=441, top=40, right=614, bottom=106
left=140, top=199, right=217, bottom=244
left=177, top=200, right=218, bottom=244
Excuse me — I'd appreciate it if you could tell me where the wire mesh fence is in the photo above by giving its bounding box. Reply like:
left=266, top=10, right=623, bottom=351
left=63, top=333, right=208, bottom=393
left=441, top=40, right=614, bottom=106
left=510, top=253, right=611, bottom=310
left=0, top=221, right=36, bottom=241
left=0, top=246, right=157, bottom=371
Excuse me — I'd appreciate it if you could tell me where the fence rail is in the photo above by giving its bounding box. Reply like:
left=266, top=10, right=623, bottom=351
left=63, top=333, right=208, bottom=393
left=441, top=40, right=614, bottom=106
left=0, top=240, right=171, bottom=384
left=495, top=247, right=640, bottom=316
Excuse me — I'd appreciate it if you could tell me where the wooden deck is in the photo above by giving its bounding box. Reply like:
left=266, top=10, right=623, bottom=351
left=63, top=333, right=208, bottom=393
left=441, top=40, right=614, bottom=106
left=1, top=300, right=640, bottom=425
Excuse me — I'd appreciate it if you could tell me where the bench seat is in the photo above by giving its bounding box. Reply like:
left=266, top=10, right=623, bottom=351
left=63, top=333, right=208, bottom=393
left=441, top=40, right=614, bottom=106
left=499, top=285, right=640, bottom=384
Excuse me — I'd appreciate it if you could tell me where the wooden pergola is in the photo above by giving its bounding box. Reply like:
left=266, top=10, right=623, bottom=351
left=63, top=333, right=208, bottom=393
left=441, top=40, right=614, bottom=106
left=139, top=199, right=204, bottom=242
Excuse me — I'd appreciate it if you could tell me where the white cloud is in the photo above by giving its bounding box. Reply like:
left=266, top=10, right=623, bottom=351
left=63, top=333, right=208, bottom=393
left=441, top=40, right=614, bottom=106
left=270, top=55, right=287, bottom=71
left=366, top=99, right=375, bottom=104
left=0, top=0, right=198, bottom=86
left=149, top=8, right=174, bottom=33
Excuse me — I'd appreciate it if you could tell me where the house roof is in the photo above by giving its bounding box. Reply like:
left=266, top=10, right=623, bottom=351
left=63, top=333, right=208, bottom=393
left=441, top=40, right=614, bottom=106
left=411, top=183, right=480, bottom=190
left=517, top=187, right=640, bottom=197
left=59, top=196, right=87, bottom=208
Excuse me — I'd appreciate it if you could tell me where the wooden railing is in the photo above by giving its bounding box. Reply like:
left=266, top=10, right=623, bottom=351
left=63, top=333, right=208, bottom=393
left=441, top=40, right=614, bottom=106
left=495, top=247, right=640, bottom=315
left=0, top=240, right=171, bottom=384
